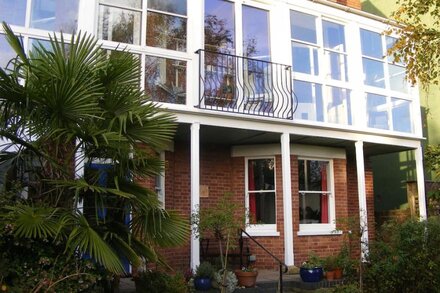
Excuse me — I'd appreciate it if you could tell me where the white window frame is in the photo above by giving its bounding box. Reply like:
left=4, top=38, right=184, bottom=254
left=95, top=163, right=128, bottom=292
left=245, top=156, right=279, bottom=237
left=297, top=157, right=337, bottom=236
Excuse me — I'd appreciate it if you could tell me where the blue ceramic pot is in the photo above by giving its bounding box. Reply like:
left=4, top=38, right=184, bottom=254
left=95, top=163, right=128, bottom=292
left=300, top=267, right=323, bottom=282
left=194, top=277, right=212, bottom=291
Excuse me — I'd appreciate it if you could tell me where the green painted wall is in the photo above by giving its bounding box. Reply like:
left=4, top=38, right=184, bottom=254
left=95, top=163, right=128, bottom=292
left=362, top=0, right=440, bottom=212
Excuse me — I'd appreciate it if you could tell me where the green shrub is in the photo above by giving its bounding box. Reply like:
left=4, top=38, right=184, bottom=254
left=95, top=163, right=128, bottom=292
left=363, top=218, right=440, bottom=293
left=134, top=270, right=187, bottom=293
left=195, top=261, right=214, bottom=278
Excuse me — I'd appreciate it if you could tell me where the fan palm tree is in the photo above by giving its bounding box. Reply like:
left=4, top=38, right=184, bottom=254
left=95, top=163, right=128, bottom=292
left=0, top=22, right=188, bottom=275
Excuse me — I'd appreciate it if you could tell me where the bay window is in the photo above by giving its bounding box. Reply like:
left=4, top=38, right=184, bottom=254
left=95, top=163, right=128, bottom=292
left=298, top=158, right=335, bottom=234
left=246, top=158, right=277, bottom=236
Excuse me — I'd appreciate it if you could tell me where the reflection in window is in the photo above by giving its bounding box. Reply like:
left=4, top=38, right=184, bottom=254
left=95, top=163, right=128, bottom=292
left=367, top=93, right=388, bottom=130
left=0, top=0, right=26, bottom=26
left=148, top=0, right=186, bottom=15
left=145, top=56, right=186, bottom=104
left=325, top=51, right=347, bottom=81
left=298, top=159, right=331, bottom=224
left=325, top=86, right=351, bottom=125
left=290, top=11, right=318, bottom=75
left=360, top=29, right=382, bottom=59
left=242, top=5, right=270, bottom=60
left=98, top=5, right=141, bottom=45
left=247, top=158, right=276, bottom=225
left=204, top=0, right=235, bottom=53
left=389, top=64, right=407, bottom=93
left=293, top=80, right=323, bottom=122
left=392, top=98, right=411, bottom=133
left=0, top=34, right=16, bottom=69
left=363, top=58, right=385, bottom=88
left=146, top=11, right=187, bottom=51
left=30, top=0, right=79, bottom=33
left=101, top=0, right=141, bottom=9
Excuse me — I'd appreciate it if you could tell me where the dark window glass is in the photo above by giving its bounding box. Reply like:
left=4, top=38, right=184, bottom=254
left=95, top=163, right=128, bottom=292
left=204, top=0, right=235, bottom=53
left=148, top=0, right=186, bottom=15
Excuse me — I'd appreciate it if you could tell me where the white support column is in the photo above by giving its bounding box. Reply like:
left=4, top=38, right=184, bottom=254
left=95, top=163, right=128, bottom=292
left=355, top=141, right=369, bottom=258
left=415, top=145, right=427, bottom=220
left=281, top=133, right=294, bottom=266
left=190, top=122, right=201, bottom=270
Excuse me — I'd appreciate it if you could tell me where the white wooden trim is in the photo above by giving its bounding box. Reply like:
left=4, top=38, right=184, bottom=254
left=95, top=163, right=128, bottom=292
left=355, top=141, right=369, bottom=259
left=281, top=133, right=294, bottom=265
left=190, top=122, right=200, bottom=270
left=415, top=145, right=427, bottom=220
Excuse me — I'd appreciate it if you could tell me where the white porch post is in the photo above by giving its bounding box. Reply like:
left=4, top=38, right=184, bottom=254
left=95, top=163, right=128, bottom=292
left=281, top=132, right=294, bottom=266
left=415, top=145, right=427, bottom=220
left=355, top=141, right=369, bottom=258
left=190, top=122, right=201, bottom=270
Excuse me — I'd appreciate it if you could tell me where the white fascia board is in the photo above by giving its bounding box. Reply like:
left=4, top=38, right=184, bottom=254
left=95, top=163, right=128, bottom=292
left=173, top=111, right=424, bottom=149
left=232, top=144, right=346, bottom=159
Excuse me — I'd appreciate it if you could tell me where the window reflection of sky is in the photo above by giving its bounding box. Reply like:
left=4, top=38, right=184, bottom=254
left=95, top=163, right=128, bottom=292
left=0, top=35, right=16, bottom=69
left=31, top=0, right=79, bottom=33
left=242, top=5, right=270, bottom=60
left=204, top=0, right=235, bottom=52
left=0, top=0, right=26, bottom=26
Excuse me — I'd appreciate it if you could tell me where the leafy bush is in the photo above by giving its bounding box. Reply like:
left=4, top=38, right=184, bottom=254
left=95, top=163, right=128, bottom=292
left=363, top=218, right=440, bottom=293
left=134, top=270, right=187, bottom=293
left=195, top=261, right=214, bottom=278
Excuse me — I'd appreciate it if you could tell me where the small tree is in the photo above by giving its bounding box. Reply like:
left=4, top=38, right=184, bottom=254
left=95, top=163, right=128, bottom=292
left=192, top=193, right=246, bottom=292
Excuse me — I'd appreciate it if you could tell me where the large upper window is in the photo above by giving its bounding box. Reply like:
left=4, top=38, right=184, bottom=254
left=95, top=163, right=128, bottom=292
left=361, top=29, right=412, bottom=133
left=98, top=0, right=187, bottom=51
left=246, top=158, right=277, bottom=235
left=298, top=159, right=335, bottom=234
left=290, top=10, right=351, bottom=126
left=0, top=0, right=79, bottom=33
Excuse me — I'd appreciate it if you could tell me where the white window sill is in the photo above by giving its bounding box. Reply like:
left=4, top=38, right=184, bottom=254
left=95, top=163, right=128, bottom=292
left=297, top=230, right=343, bottom=236
left=244, top=230, right=280, bottom=237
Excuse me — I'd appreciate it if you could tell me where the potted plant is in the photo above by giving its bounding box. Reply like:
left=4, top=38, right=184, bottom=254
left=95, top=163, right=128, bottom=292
left=300, top=253, right=323, bottom=282
left=235, top=265, right=258, bottom=288
left=194, top=261, right=214, bottom=291
left=324, top=255, right=337, bottom=280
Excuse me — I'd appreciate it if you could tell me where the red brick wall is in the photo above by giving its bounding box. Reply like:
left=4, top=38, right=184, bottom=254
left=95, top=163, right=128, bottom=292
left=139, top=143, right=375, bottom=271
left=334, top=0, right=361, bottom=9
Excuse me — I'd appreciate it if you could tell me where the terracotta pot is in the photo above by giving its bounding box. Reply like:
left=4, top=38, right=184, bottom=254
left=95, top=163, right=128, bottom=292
left=326, top=270, right=335, bottom=280
left=334, top=267, right=343, bottom=279
left=235, top=270, right=258, bottom=288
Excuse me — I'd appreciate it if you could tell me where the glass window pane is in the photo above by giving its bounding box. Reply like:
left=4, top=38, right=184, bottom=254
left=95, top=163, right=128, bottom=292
left=204, top=0, right=235, bottom=54
left=367, top=93, right=389, bottom=130
left=299, top=160, right=329, bottom=191
left=323, top=20, right=345, bottom=52
left=293, top=80, right=323, bottom=122
left=144, top=56, right=186, bottom=104
left=100, top=0, right=141, bottom=9
left=363, top=58, right=385, bottom=88
left=290, top=10, right=317, bottom=44
left=251, top=192, right=275, bottom=224
left=148, top=0, right=186, bottom=15
left=0, top=0, right=27, bottom=26
left=324, top=51, right=347, bottom=81
left=242, top=5, right=270, bottom=60
left=98, top=5, right=141, bottom=45
left=0, top=34, right=16, bottom=69
left=392, top=98, right=412, bottom=133
left=325, top=86, right=351, bottom=125
left=360, top=29, right=383, bottom=59
left=248, top=159, right=275, bottom=191
left=388, top=64, right=407, bottom=93
left=299, top=192, right=329, bottom=224
left=292, top=42, right=319, bottom=75
left=146, top=12, right=187, bottom=51
left=29, top=38, right=52, bottom=51
left=31, top=0, right=79, bottom=33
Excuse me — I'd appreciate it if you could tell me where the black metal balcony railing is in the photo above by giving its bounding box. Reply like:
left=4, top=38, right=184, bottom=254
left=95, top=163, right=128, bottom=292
left=196, top=49, right=296, bottom=120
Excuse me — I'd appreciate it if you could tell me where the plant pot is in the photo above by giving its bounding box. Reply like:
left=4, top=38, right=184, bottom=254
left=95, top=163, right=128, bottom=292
left=326, top=270, right=335, bottom=280
left=300, top=267, right=323, bottom=282
left=334, top=267, right=343, bottom=279
left=194, top=277, right=212, bottom=291
left=235, top=270, right=258, bottom=288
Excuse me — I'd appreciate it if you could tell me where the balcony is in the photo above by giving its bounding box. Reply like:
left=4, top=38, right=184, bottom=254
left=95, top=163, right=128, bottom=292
left=196, top=49, right=296, bottom=120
